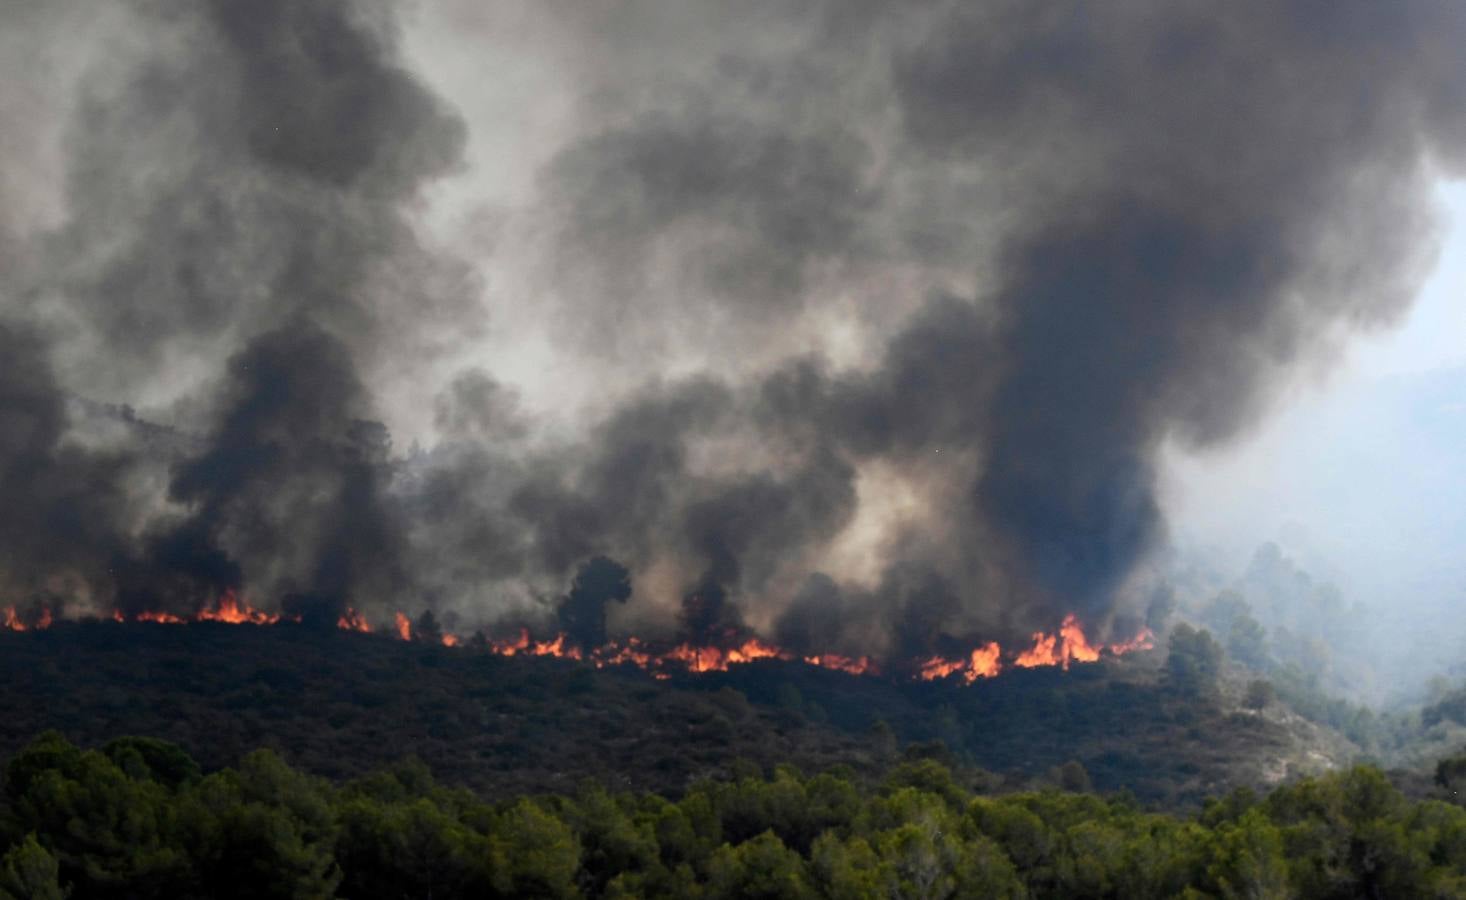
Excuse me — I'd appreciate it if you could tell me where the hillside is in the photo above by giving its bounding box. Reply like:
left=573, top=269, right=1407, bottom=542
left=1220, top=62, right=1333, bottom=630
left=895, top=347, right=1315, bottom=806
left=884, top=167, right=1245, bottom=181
left=0, top=622, right=1369, bottom=809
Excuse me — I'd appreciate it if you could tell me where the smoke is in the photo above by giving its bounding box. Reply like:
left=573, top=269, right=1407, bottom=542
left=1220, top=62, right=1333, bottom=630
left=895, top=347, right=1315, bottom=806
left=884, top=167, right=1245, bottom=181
left=4, top=0, right=1466, bottom=657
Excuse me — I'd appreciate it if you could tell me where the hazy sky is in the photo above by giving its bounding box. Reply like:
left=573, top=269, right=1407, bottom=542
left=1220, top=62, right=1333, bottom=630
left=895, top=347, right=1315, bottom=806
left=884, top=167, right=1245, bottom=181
left=1354, top=183, right=1466, bottom=378
left=1165, top=181, right=1465, bottom=677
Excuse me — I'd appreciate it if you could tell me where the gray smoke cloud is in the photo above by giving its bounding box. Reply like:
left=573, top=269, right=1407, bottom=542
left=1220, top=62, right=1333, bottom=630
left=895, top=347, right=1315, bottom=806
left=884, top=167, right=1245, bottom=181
left=2, top=0, right=1464, bottom=658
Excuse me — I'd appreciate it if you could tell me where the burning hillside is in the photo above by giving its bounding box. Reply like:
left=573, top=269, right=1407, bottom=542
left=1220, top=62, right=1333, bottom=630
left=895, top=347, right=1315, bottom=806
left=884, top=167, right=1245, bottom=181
left=3, top=597, right=1152, bottom=683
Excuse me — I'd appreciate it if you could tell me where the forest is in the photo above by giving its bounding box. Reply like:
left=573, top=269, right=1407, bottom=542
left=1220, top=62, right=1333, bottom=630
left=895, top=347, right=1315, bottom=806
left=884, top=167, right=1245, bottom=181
left=3, top=731, right=1466, bottom=899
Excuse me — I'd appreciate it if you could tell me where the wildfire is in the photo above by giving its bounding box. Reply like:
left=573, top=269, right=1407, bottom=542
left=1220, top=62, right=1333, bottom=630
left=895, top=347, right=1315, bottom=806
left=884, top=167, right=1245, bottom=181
left=1107, top=627, right=1156, bottom=655
left=3, top=606, right=27, bottom=632
left=916, top=641, right=1002, bottom=683
left=666, top=637, right=784, bottom=672
left=336, top=607, right=372, bottom=633
left=802, top=653, right=878, bottom=676
left=6, top=594, right=1155, bottom=686
left=490, top=629, right=583, bottom=659
left=196, top=590, right=279, bottom=625
left=917, top=615, right=1152, bottom=682
left=136, top=610, right=186, bottom=624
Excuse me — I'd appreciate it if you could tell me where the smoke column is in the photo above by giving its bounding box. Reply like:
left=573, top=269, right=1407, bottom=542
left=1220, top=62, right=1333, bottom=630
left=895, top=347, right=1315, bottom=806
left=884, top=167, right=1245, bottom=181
left=2, top=0, right=1464, bottom=658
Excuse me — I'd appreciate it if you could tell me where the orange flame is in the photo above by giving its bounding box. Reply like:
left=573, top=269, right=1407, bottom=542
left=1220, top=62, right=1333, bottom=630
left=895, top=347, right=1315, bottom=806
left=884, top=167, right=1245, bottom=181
left=136, top=610, right=186, bottom=624
left=336, top=607, right=372, bottom=633
left=78, top=595, right=1153, bottom=686
left=802, top=653, right=878, bottom=676
left=919, top=615, right=1152, bottom=681
left=488, top=629, right=583, bottom=659
left=1013, top=632, right=1059, bottom=668
left=916, top=641, right=1002, bottom=683
left=666, top=637, right=786, bottom=672
left=1108, top=627, right=1155, bottom=655
left=3, top=606, right=56, bottom=632
left=590, top=636, right=658, bottom=669
left=1013, top=614, right=1104, bottom=670
left=197, top=590, right=279, bottom=625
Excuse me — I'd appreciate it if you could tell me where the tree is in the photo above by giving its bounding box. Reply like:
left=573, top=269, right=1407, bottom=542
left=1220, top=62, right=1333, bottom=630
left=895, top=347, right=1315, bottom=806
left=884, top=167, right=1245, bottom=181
left=705, top=830, right=814, bottom=900
left=413, top=610, right=444, bottom=646
left=1205, top=809, right=1290, bottom=900
left=1243, top=680, right=1276, bottom=712
left=809, top=834, right=885, bottom=900
left=1434, top=752, right=1466, bottom=805
left=558, top=557, right=633, bottom=651
left=3, top=733, right=190, bottom=898
left=185, top=751, right=343, bottom=899
left=1227, top=615, right=1270, bottom=670
left=1201, top=591, right=1250, bottom=634
left=492, top=799, right=581, bottom=898
left=333, top=796, right=491, bottom=899
left=102, top=737, right=201, bottom=789
left=565, top=787, right=658, bottom=895
left=1165, top=624, right=1223, bottom=695
left=0, top=835, right=68, bottom=900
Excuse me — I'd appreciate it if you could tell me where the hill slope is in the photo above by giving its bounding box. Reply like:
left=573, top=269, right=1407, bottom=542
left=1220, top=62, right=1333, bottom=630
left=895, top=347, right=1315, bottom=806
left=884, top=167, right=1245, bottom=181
left=1, top=622, right=1359, bottom=807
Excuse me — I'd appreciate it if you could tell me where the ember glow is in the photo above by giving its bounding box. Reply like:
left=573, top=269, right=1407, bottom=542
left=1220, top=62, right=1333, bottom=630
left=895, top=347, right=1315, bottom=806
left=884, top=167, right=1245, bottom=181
left=4, top=600, right=1153, bottom=684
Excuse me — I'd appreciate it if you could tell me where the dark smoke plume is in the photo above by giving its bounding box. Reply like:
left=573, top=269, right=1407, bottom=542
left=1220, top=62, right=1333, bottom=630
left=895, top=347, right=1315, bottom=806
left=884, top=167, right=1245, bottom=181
left=3, top=0, right=1465, bottom=658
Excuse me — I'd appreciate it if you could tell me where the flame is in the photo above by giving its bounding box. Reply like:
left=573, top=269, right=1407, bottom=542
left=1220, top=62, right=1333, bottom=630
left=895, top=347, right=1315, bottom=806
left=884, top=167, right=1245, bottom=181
left=4, top=606, right=56, bottom=632
left=916, top=641, right=1002, bottom=683
left=1059, top=614, right=1102, bottom=665
left=337, top=607, right=372, bottom=633
left=1108, top=627, right=1155, bottom=655
left=196, top=590, right=279, bottom=625
left=590, top=636, right=658, bottom=669
left=803, top=653, right=878, bottom=676
left=19, top=592, right=1152, bottom=686
left=136, top=610, right=186, bottom=624
left=1013, top=614, right=1103, bottom=670
left=1013, top=632, right=1058, bottom=668
left=918, top=616, right=1152, bottom=681
left=488, top=629, right=583, bottom=659
left=666, top=637, right=786, bottom=672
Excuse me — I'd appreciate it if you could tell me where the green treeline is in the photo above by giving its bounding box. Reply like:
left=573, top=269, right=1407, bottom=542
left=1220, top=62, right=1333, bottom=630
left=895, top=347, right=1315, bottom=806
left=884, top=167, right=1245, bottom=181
left=3, top=733, right=1465, bottom=899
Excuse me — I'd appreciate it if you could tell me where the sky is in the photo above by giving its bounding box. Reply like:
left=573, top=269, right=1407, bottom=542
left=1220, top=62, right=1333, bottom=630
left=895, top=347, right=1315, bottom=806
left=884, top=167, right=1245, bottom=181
left=1163, top=182, right=1466, bottom=680
left=2, top=0, right=1465, bottom=672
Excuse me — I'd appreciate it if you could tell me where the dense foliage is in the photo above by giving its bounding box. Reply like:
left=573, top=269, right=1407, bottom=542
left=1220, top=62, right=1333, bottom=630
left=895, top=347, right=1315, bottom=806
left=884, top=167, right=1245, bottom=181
left=4, top=733, right=1465, bottom=899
